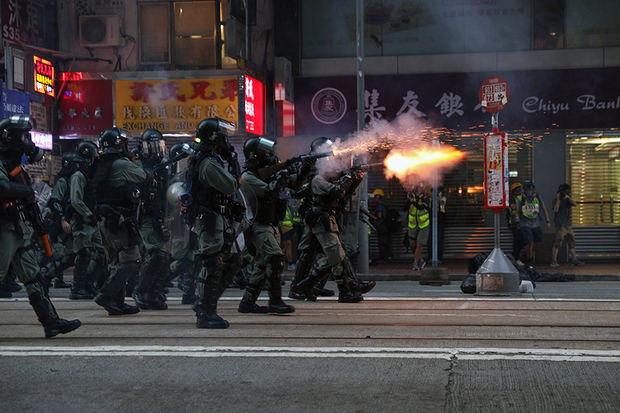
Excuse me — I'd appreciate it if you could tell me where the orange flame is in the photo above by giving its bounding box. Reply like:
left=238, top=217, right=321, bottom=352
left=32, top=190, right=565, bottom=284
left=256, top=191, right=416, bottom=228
left=384, top=146, right=464, bottom=182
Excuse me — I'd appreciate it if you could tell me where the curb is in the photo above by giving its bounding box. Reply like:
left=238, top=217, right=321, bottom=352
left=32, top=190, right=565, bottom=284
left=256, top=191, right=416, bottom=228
left=282, top=274, right=620, bottom=282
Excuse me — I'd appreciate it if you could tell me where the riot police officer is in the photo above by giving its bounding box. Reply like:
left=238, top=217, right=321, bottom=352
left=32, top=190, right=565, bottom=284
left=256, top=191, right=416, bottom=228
left=167, top=143, right=199, bottom=305
left=0, top=115, right=81, bottom=337
left=292, top=137, right=375, bottom=302
left=92, top=128, right=146, bottom=316
left=185, top=117, right=242, bottom=329
left=238, top=137, right=295, bottom=314
left=134, top=129, right=172, bottom=310
left=44, top=153, right=80, bottom=289
left=67, top=141, right=106, bottom=300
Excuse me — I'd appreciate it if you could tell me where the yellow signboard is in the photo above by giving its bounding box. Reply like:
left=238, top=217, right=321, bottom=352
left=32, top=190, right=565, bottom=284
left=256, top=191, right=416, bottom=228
left=114, top=78, right=238, bottom=134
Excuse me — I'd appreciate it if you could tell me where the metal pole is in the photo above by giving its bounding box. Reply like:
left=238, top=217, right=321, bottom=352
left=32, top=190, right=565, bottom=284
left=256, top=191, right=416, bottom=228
left=356, top=0, right=369, bottom=274
left=494, top=211, right=500, bottom=249
left=431, top=139, right=439, bottom=267
left=243, top=0, right=250, bottom=62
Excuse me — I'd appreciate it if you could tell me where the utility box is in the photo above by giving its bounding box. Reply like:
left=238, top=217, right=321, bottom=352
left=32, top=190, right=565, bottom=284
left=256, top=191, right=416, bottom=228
left=475, top=248, right=520, bottom=295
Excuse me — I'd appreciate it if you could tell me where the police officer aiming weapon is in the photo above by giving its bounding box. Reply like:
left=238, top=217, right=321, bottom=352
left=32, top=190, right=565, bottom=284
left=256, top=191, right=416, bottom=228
left=257, top=146, right=333, bottom=182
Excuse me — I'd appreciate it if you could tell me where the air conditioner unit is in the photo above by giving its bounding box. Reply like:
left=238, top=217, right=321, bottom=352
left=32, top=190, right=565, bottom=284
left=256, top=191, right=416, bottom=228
left=79, top=15, right=122, bottom=47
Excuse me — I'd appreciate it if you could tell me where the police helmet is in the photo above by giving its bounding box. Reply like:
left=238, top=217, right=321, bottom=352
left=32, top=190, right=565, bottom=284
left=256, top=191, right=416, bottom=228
left=310, top=137, right=334, bottom=154
left=98, top=127, right=130, bottom=154
left=0, top=115, right=44, bottom=163
left=76, top=141, right=99, bottom=165
left=140, top=129, right=166, bottom=160
left=169, top=142, right=189, bottom=160
left=243, top=136, right=277, bottom=168
left=61, top=153, right=76, bottom=168
left=194, top=117, right=235, bottom=152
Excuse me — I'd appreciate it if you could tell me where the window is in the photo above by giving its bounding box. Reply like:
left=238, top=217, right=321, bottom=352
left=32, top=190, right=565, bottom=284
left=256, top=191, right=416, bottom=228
left=139, top=3, right=171, bottom=64
left=174, top=1, right=217, bottom=67
left=139, top=1, right=223, bottom=68
left=567, top=134, right=620, bottom=226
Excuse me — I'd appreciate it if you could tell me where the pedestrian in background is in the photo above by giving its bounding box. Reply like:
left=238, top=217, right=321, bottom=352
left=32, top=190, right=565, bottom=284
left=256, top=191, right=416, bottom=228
left=405, top=184, right=430, bottom=270
left=370, top=188, right=392, bottom=263
left=516, top=180, right=551, bottom=266
left=550, top=184, right=584, bottom=267
left=507, top=182, right=525, bottom=265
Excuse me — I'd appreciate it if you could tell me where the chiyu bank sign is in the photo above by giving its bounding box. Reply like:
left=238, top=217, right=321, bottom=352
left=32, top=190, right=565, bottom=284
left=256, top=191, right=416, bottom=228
left=243, top=74, right=264, bottom=135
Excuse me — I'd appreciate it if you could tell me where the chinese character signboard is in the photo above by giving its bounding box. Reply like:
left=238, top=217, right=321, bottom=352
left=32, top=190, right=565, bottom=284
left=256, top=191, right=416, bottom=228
left=30, top=131, right=53, bottom=151
left=294, top=67, right=620, bottom=135
left=115, top=78, right=238, bottom=134
left=33, top=55, right=55, bottom=97
left=1, top=88, right=29, bottom=118
left=242, top=74, right=264, bottom=135
left=59, top=78, right=113, bottom=137
left=483, top=132, right=509, bottom=209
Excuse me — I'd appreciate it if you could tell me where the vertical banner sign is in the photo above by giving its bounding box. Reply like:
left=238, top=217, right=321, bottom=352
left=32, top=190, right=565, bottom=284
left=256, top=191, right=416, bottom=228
left=483, top=132, right=509, bottom=209
left=33, top=56, right=55, bottom=97
left=243, top=74, right=264, bottom=135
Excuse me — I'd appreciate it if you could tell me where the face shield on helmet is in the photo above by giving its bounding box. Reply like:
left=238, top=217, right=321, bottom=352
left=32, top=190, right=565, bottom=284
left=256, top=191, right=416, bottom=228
left=310, top=137, right=334, bottom=154
left=0, top=115, right=44, bottom=163
left=194, top=118, right=236, bottom=154
left=140, top=129, right=166, bottom=160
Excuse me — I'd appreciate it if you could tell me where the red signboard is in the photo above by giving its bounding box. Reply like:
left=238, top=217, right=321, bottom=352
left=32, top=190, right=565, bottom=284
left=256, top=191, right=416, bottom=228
left=244, top=74, right=264, bottom=135
left=478, top=76, right=510, bottom=114
left=33, top=55, right=55, bottom=97
left=58, top=79, right=114, bottom=137
left=276, top=100, right=295, bottom=137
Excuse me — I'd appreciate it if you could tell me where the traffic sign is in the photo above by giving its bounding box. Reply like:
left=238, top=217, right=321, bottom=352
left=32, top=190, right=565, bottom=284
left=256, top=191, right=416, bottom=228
left=478, top=76, right=510, bottom=113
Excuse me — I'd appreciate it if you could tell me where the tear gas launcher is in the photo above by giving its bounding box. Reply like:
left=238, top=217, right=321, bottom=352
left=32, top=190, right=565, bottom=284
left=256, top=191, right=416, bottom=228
left=257, top=151, right=333, bottom=181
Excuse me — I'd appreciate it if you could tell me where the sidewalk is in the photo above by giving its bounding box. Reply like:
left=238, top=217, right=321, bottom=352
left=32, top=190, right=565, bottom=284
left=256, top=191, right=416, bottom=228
left=282, top=260, right=620, bottom=281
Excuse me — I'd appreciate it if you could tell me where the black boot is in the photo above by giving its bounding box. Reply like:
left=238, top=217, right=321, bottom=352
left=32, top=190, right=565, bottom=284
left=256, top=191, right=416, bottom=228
left=238, top=298, right=269, bottom=313
left=70, top=250, right=94, bottom=300
left=196, top=257, right=228, bottom=328
left=288, top=249, right=314, bottom=299
left=268, top=263, right=295, bottom=314
left=357, top=281, right=376, bottom=294
left=116, top=287, right=140, bottom=315
left=96, top=264, right=132, bottom=316
left=134, top=251, right=167, bottom=310
left=2, top=269, right=22, bottom=292
left=29, top=291, right=81, bottom=338
left=338, top=285, right=363, bottom=303
left=313, top=287, right=335, bottom=297
left=238, top=282, right=268, bottom=313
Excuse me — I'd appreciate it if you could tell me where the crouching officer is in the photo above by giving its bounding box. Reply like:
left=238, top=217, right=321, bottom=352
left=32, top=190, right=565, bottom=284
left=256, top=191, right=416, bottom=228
left=134, top=129, right=172, bottom=310
left=0, top=115, right=81, bottom=337
left=185, top=118, right=242, bottom=329
left=238, top=137, right=295, bottom=314
left=67, top=141, right=106, bottom=299
left=293, top=137, right=374, bottom=302
left=93, top=128, right=146, bottom=315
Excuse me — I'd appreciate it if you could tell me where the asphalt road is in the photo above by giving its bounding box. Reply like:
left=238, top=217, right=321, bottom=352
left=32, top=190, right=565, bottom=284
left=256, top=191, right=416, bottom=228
left=1, top=281, right=619, bottom=412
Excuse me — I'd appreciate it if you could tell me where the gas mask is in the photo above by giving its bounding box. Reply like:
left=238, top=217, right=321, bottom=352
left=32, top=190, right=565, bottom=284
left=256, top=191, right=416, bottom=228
left=0, top=116, right=44, bottom=163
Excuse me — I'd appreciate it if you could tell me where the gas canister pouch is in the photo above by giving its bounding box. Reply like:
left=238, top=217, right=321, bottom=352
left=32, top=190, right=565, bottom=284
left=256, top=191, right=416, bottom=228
left=200, top=209, right=218, bottom=237
left=223, top=225, right=235, bottom=252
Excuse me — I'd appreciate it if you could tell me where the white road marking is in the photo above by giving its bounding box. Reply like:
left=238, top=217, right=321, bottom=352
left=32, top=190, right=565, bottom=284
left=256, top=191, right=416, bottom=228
left=2, top=297, right=620, bottom=302
left=0, top=346, right=618, bottom=362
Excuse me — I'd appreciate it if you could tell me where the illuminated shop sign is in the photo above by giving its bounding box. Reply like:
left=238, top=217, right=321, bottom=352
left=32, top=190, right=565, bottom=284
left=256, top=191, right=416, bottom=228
left=33, top=56, right=55, bottom=97
left=244, top=74, right=264, bottom=135
left=30, top=131, right=53, bottom=150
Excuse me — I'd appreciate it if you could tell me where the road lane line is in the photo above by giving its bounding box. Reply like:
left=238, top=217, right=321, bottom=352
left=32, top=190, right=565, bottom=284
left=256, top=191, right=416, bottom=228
left=0, top=346, right=619, bottom=362
left=3, top=297, right=620, bottom=302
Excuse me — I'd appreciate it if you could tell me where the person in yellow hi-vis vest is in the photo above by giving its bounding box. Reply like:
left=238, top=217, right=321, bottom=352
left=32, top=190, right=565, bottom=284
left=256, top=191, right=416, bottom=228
left=406, top=184, right=431, bottom=270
